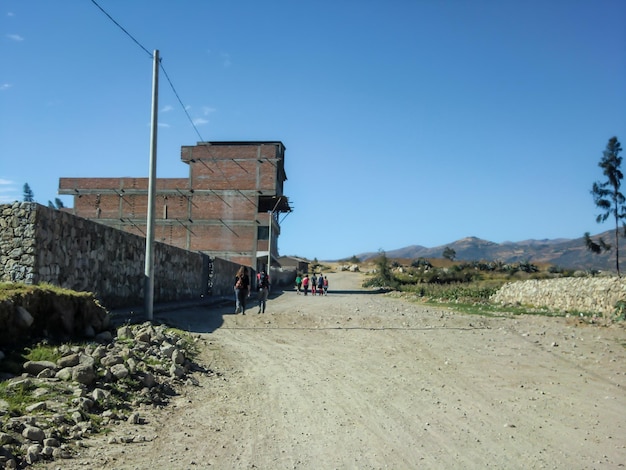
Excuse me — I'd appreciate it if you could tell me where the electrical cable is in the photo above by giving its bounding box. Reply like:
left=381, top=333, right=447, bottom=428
left=90, top=1, right=286, bottom=223
left=159, top=65, right=204, bottom=143
left=90, top=0, right=153, bottom=59
left=90, top=0, right=206, bottom=142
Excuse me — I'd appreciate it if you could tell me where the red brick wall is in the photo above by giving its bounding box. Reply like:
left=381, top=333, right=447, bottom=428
left=189, top=193, right=257, bottom=220
left=191, top=159, right=255, bottom=190
left=183, top=143, right=281, bottom=192
left=59, top=142, right=287, bottom=268
left=59, top=177, right=189, bottom=191
left=181, top=143, right=279, bottom=161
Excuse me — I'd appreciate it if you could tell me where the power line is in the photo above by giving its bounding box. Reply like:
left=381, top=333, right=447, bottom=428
left=90, top=0, right=152, bottom=59
left=90, top=0, right=206, bottom=142
left=89, top=1, right=267, bottom=213
left=159, top=65, right=204, bottom=142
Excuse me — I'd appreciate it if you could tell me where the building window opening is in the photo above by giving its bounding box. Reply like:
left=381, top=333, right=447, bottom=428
left=257, top=226, right=269, bottom=240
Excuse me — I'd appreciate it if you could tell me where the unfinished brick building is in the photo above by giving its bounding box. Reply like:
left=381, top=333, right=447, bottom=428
left=59, top=141, right=291, bottom=271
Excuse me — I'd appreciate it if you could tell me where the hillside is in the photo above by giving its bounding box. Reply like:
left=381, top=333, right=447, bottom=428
left=357, top=230, right=618, bottom=272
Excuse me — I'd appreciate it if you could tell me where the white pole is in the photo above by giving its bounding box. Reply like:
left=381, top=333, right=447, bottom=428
left=144, top=49, right=159, bottom=321
left=267, top=210, right=272, bottom=272
left=266, top=197, right=282, bottom=282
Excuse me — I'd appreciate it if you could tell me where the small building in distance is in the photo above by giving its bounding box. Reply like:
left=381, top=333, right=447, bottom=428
left=278, top=256, right=309, bottom=274
left=59, top=141, right=291, bottom=271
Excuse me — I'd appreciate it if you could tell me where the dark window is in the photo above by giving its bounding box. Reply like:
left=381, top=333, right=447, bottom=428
left=257, top=226, right=269, bottom=240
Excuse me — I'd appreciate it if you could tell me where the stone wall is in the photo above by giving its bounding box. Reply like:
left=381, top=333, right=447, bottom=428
left=490, top=276, right=626, bottom=315
left=210, top=257, right=240, bottom=298
left=0, top=202, right=238, bottom=309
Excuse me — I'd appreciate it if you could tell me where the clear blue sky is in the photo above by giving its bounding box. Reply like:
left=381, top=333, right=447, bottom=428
left=1, top=1, right=625, bottom=260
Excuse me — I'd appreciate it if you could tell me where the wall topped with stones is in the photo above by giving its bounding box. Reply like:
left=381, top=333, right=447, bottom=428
left=0, top=202, right=211, bottom=308
left=491, top=276, right=626, bottom=316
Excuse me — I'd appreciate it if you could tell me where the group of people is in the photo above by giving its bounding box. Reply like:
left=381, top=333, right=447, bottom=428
left=295, top=273, right=328, bottom=296
left=233, top=266, right=270, bottom=315
left=233, top=267, right=330, bottom=315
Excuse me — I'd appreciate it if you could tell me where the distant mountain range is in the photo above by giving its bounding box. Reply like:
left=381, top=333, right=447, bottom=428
left=357, top=230, right=619, bottom=272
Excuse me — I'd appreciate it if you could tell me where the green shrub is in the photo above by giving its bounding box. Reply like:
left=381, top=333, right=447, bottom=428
left=411, top=258, right=432, bottom=269
left=403, top=282, right=500, bottom=303
left=613, top=300, right=626, bottom=322
left=24, top=342, right=62, bottom=363
left=363, top=251, right=400, bottom=290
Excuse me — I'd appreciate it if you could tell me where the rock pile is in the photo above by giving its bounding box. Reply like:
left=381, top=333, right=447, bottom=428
left=491, top=276, right=626, bottom=317
left=0, top=322, right=206, bottom=468
left=340, top=264, right=360, bottom=272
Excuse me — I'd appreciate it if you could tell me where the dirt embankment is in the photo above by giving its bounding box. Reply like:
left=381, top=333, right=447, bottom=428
left=42, top=271, right=626, bottom=469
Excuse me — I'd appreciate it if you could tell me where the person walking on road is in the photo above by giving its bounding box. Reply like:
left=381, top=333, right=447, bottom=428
left=295, top=273, right=302, bottom=294
left=234, top=266, right=250, bottom=314
left=302, top=274, right=310, bottom=296
left=257, top=269, right=270, bottom=313
left=317, top=273, right=324, bottom=295
left=311, top=273, right=318, bottom=296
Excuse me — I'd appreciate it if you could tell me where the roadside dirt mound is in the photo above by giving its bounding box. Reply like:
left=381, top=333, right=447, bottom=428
left=41, top=271, right=626, bottom=469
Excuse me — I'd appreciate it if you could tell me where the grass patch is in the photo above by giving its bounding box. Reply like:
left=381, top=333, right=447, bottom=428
left=0, top=341, right=62, bottom=375
left=402, top=282, right=501, bottom=303
left=422, top=299, right=564, bottom=318
left=23, top=342, right=63, bottom=363
left=0, top=379, right=39, bottom=416
left=0, top=281, right=94, bottom=302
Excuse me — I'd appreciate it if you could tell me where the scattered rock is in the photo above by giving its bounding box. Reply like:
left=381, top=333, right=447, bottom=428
left=24, top=402, right=46, bottom=413
left=57, top=353, right=80, bottom=368
left=15, top=306, right=34, bottom=329
left=72, top=363, right=97, bottom=385
left=22, top=425, right=45, bottom=442
left=23, top=361, right=57, bottom=376
left=0, top=322, right=204, bottom=468
left=110, top=363, right=130, bottom=380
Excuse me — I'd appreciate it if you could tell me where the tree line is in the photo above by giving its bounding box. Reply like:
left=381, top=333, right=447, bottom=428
left=21, top=182, right=64, bottom=210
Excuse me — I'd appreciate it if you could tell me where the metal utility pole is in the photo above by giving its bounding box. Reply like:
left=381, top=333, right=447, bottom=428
left=267, top=196, right=282, bottom=274
left=267, top=211, right=272, bottom=272
left=144, top=49, right=159, bottom=321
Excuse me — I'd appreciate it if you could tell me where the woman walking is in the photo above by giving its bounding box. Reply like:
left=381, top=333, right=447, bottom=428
left=295, top=273, right=302, bottom=294
left=234, top=266, right=250, bottom=314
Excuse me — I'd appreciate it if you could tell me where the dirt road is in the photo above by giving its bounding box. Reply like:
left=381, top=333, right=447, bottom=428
left=44, top=270, right=626, bottom=469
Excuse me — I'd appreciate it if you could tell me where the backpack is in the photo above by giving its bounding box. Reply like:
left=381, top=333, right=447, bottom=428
left=259, top=272, right=268, bottom=289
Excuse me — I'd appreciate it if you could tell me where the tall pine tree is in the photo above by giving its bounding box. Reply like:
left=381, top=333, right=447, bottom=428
left=589, top=136, right=624, bottom=276
left=23, top=183, right=34, bottom=202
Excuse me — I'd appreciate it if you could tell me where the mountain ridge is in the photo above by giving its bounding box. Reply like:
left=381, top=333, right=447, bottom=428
left=354, top=230, right=618, bottom=272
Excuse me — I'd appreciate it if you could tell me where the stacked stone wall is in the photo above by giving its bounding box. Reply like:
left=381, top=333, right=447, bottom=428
left=211, top=257, right=240, bottom=297
left=0, top=202, right=238, bottom=309
left=490, top=277, right=626, bottom=315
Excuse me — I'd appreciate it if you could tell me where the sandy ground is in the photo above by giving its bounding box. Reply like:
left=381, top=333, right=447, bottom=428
left=41, top=270, right=626, bottom=470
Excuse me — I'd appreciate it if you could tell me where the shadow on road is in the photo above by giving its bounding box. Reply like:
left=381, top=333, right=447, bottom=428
left=159, top=289, right=292, bottom=334
left=110, top=297, right=230, bottom=335
left=111, top=288, right=286, bottom=335
left=110, top=284, right=380, bottom=335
